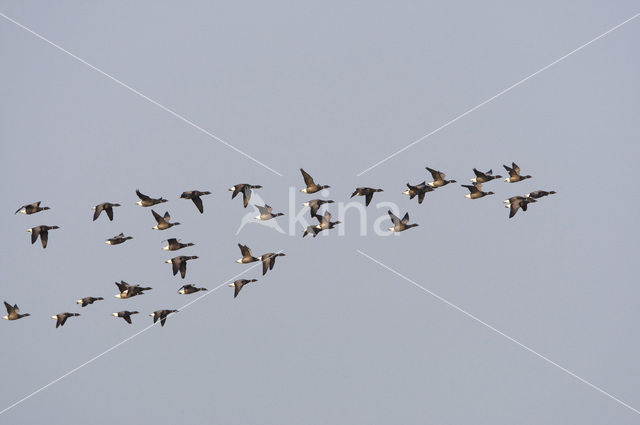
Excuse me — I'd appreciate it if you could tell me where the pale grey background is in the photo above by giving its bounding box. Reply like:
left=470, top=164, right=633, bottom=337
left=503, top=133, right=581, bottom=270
left=1, top=1, right=639, bottom=424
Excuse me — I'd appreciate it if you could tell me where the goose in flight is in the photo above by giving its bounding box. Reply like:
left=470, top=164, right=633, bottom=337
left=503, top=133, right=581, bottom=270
left=2, top=301, right=30, bottom=321
left=92, top=202, right=121, bottom=221
left=301, top=199, right=334, bottom=217
left=135, top=189, right=167, bottom=207
left=387, top=210, right=419, bottom=232
left=151, top=210, right=180, bottom=230
left=228, top=279, right=257, bottom=298
left=300, top=169, right=330, bottom=194
left=426, top=167, right=456, bottom=188
left=162, top=238, right=194, bottom=251
left=236, top=244, right=259, bottom=264
left=470, top=168, right=502, bottom=183
left=15, top=201, right=50, bottom=215
left=229, top=184, right=262, bottom=208
left=150, top=309, right=178, bottom=327
left=461, top=182, right=494, bottom=199
left=255, top=204, right=284, bottom=221
left=27, top=225, right=59, bottom=248
left=112, top=310, right=139, bottom=324
left=166, top=256, right=199, bottom=279
left=350, top=187, right=383, bottom=207
left=51, top=312, right=80, bottom=328
left=503, top=162, right=532, bottom=183
left=105, top=233, right=133, bottom=245
left=180, top=190, right=212, bottom=214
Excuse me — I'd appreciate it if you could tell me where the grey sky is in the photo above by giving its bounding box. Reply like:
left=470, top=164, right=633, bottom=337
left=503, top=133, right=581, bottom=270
left=1, top=1, right=639, bottom=424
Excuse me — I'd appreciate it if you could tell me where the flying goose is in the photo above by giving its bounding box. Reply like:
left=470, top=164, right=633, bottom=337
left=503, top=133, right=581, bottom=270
left=228, top=279, right=257, bottom=298
left=229, top=184, right=262, bottom=208
left=461, top=182, right=494, bottom=199
left=150, top=309, right=178, bottom=327
left=105, top=233, right=133, bottom=245
left=112, top=310, right=139, bottom=324
left=388, top=210, right=419, bottom=232
left=402, top=182, right=434, bottom=204
left=470, top=168, right=502, bottom=183
left=255, top=204, right=284, bottom=221
left=178, top=284, right=208, bottom=295
left=135, top=189, right=167, bottom=207
left=300, top=169, right=330, bottom=194
left=526, top=190, right=556, bottom=199
left=76, top=297, right=104, bottom=307
left=351, top=187, right=383, bottom=206
left=51, top=312, right=80, bottom=328
left=2, top=301, right=30, bottom=321
left=114, top=281, right=152, bottom=299
left=162, top=238, right=194, bottom=251
left=92, top=202, right=121, bottom=221
left=180, top=190, right=212, bottom=214
left=303, top=211, right=340, bottom=237
left=15, top=201, right=50, bottom=215
left=503, top=162, right=532, bottom=183
left=504, top=196, right=536, bottom=218
left=236, top=244, right=259, bottom=264
left=426, top=167, right=457, bottom=188
left=302, top=224, right=322, bottom=238
left=27, top=225, right=59, bottom=248
left=259, top=252, right=286, bottom=275
left=151, top=210, right=180, bottom=230
left=301, top=199, right=334, bottom=217
left=166, top=255, right=199, bottom=279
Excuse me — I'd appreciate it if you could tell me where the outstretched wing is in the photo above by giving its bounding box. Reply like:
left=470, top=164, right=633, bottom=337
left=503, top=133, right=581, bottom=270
left=364, top=192, right=373, bottom=206
left=239, top=244, right=251, bottom=257
left=192, top=197, right=204, bottom=213
left=136, top=190, right=150, bottom=201
left=401, top=212, right=410, bottom=224
left=93, top=204, right=103, bottom=221
left=123, top=314, right=132, bottom=324
left=151, top=209, right=163, bottom=223
left=106, top=205, right=114, bottom=221
left=300, top=169, right=315, bottom=187
left=4, top=301, right=13, bottom=314
left=242, top=187, right=251, bottom=208
left=172, top=260, right=179, bottom=276
left=388, top=210, right=400, bottom=225
left=179, top=261, right=187, bottom=278
left=234, top=282, right=243, bottom=298
left=30, top=227, right=40, bottom=244
left=40, top=230, right=49, bottom=248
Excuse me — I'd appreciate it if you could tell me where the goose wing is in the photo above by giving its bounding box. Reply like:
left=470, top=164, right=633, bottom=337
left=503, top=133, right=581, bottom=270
left=191, top=196, right=204, bottom=213
left=105, top=205, right=114, bottom=221
left=4, top=301, right=14, bottom=314
left=179, top=261, right=187, bottom=278
left=40, top=229, right=49, bottom=248
left=123, top=314, right=132, bottom=324
left=30, top=227, right=41, bottom=244
left=151, top=209, right=164, bottom=224
left=365, top=192, right=373, bottom=206
left=234, top=281, right=244, bottom=298
left=93, top=204, right=104, bottom=221
left=136, top=190, right=151, bottom=201
left=426, top=167, right=444, bottom=181
left=171, top=259, right=180, bottom=276
left=300, top=168, right=315, bottom=187
left=388, top=210, right=400, bottom=225
left=401, top=212, right=410, bottom=224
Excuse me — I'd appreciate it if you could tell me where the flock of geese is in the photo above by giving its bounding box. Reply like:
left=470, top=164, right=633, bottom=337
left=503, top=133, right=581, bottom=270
left=5, top=164, right=555, bottom=328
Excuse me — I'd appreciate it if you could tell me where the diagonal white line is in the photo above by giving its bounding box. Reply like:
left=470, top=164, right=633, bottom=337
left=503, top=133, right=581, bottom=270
left=357, top=11, right=640, bottom=176
left=0, top=12, right=283, bottom=177
left=0, top=260, right=266, bottom=416
left=356, top=249, right=640, bottom=416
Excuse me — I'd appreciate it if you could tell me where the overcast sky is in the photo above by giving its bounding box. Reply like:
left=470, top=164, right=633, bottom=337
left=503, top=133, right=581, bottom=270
left=1, top=1, right=639, bottom=424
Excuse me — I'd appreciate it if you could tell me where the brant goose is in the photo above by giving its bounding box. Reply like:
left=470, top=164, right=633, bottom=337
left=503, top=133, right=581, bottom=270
left=15, top=201, right=50, bottom=215
left=255, top=204, right=284, bottom=221
left=76, top=297, right=104, bottom=307
left=301, top=199, right=334, bottom=217
left=259, top=252, right=286, bottom=275
left=162, top=238, right=194, bottom=251
left=150, top=309, right=178, bottom=327
left=151, top=210, right=180, bottom=230
left=114, top=281, right=152, bottom=299
left=300, top=169, right=330, bottom=193
left=503, top=162, right=532, bottom=183
left=2, top=302, right=30, bottom=321
left=105, top=233, right=133, bottom=245
left=229, top=184, right=262, bottom=208
left=178, top=284, right=208, bottom=295
left=303, top=211, right=340, bottom=237
left=388, top=210, right=419, bottom=232
left=471, top=168, right=502, bottom=183
left=402, top=182, right=433, bottom=204
left=166, top=256, right=199, bottom=279
left=228, top=279, right=258, bottom=298
left=426, top=167, right=456, bottom=188
left=112, top=310, right=139, bottom=324
left=27, top=225, right=59, bottom=248
left=526, top=190, right=556, bottom=199
left=461, top=183, right=494, bottom=199
left=92, top=202, right=121, bottom=221
left=236, top=244, right=259, bottom=264
left=180, top=190, right=212, bottom=214
left=504, top=196, right=536, bottom=218
left=51, top=312, right=80, bottom=328
left=135, top=190, right=167, bottom=207
left=351, top=187, right=383, bottom=206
